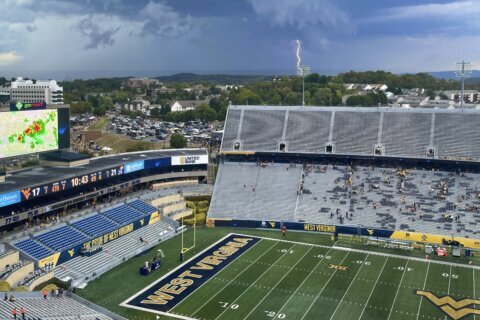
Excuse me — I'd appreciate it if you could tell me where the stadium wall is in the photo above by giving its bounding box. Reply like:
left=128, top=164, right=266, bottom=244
left=208, top=219, right=480, bottom=249
left=37, top=210, right=161, bottom=268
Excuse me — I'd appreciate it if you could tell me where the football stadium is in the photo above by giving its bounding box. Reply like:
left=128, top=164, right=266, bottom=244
left=1, top=105, right=480, bottom=320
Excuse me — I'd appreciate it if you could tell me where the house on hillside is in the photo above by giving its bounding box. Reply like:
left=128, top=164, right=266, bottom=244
left=170, top=99, right=210, bottom=112
left=344, top=83, right=388, bottom=91
left=115, top=99, right=151, bottom=113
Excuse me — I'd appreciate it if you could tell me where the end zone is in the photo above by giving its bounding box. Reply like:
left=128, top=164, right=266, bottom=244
left=120, top=233, right=260, bottom=319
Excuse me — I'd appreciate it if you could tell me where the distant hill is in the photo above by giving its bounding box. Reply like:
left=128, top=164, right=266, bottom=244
left=428, top=70, right=480, bottom=80
left=153, top=73, right=271, bottom=84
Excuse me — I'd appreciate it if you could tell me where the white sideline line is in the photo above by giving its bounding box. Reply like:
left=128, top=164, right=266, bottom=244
left=120, top=233, right=257, bottom=320
left=273, top=247, right=335, bottom=320
left=233, top=232, right=480, bottom=270
left=387, top=259, right=409, bottom=320
left=415, top=262, right=430, bottom=320
left=189, top=239, right=277, bottom=316
left=120, top=232, right=480, bottom=320
left=300, top=251, right=351, bottom=320
left=329, top=254, right=370, bottom=320
left=243, top=246, right=314, bottom=320
left=445, top=265, right=453, bottom=320
left=358, top=257, right=389, bottom=320
left=213, top=243, right=298, bottom=320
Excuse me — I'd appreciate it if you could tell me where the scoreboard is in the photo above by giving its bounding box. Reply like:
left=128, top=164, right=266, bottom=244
left=0, top=153, right=207, bottom=210
left=20, top=165, right=124, bottom=201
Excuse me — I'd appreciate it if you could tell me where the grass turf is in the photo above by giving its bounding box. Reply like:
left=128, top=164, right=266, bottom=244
left=78, top=227, right=480, bottom=320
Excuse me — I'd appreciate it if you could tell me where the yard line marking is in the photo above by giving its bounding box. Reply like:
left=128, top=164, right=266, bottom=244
left=300, top=251, right=351, bottom=320
left=415, top=262, right=430, bottom=320
left=273, top=247, right=335, bottom=320
left=387, top=259, right=409, bottom=320
left=213, top=243, right=298, bottom=320
left=233, top=233, right=480, bottom=270
left=474, top=269, right=477, bottom=320
left=120, top=232, right=243, bottom=320
left=445, top=265, right=452, bottom=320
left=472, top=270, right=477, bottom=320
left=244, top=246, right=314, bottom=320
left=329, top=254, right=370, bottom=320
left=186, top=239, right=274, bottom=316
left=358, top=257, right=389, bottom=320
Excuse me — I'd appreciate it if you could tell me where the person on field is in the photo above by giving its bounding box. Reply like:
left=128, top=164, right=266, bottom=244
left=281, top=225, right=287, bottom=237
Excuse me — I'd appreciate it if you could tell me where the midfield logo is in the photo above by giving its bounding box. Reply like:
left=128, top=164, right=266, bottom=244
left=328, top=264, right=349, bottom=271
left=415, top=289, right=480, bottom=320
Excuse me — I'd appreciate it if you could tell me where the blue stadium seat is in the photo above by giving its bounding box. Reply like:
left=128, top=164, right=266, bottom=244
left=128, top=200, right=157, bottom=214
left=14, top=238, right=54, bottom=260
left=71, top=214, right=119, bottom=237
left=35, top=226, right=89, bottom=251
left=101, top=205, right=143, bottom=225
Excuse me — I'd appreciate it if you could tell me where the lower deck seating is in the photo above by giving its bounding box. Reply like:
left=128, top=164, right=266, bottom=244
left=101, top=206, right=143, bottom=225
left=0, top=294, right=113, bottom=319
left=209, top=161, right=480, bottom=238
left=127, top=199, right=158, bottom=214
left=54, top=220, right=176, bottom=287
left=13, top=239, right=53, bottom=260
left=35, top=226, right=89, bottom=252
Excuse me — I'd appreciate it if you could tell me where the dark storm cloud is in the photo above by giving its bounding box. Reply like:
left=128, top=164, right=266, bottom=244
left=77, top=17, right=120, bottom=49
left=1, top=0, right=480, bottom=77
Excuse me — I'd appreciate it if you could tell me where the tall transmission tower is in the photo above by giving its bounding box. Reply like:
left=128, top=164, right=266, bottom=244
left=455, top=60, right=472, bottom=111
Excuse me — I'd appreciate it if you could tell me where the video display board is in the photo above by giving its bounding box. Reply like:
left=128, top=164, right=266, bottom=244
left=20, top=165, right=124, bottom=201
left=0, top=190, right=21, bottom=208
left=0, top=109, right=70, bottom=159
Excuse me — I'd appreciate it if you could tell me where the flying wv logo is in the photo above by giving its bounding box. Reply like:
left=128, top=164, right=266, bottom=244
left=415, top=290, right=480, bottom=320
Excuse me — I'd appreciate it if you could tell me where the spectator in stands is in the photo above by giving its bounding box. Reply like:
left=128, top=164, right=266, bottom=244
left=12, top=307, right=17, bottom=319
left=9, top=294, right=16, bottom=302
left=4, top=292, right=7, bottom=301
left=42, top=289, right=47, bottom=299
left=20, top=307, right=25, bottom=320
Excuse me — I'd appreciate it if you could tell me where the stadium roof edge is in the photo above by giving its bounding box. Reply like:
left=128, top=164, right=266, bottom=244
left=228, top=105, right=480, bottom=114
left=0, top=148, right=208, bottom=194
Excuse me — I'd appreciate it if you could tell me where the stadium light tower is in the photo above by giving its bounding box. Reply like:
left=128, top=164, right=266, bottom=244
left=295, top=40, right=310, bottom=106
left=455, top=60, right=472, bottom=111
left=297, top=65, right=311, bottom=106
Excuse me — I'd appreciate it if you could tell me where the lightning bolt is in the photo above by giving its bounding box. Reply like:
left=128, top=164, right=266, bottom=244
left=296, top=39, right=301, bottom=71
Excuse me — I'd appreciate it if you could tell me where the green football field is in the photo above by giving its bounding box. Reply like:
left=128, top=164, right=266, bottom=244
left=78, top=228, right=480, bottom=320
left=167, top=235, right=480, bottom=320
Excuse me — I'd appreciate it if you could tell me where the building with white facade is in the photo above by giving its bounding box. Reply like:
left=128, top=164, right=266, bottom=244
left=443, top=90, right=479, bottom=103
left=6, top=77, right=64, bottom=104
left=169, top=99, right=210, bottom=112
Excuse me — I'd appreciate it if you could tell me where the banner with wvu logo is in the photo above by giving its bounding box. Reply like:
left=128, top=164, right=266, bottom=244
left=213, top=219, right=281, bottom=229
left=121, top=234, right=260, bottom=314
left=208, top=219, right=480, bottom=249
left=38, top=211, right=160, bottom=268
